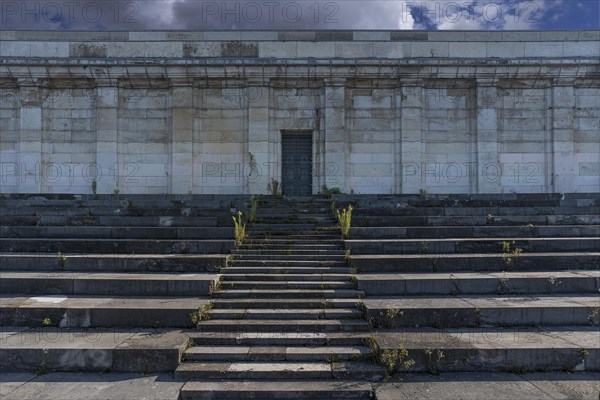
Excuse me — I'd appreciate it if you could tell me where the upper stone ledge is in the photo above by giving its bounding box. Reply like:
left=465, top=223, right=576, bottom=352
left=0, top=30, right=598, bottom=42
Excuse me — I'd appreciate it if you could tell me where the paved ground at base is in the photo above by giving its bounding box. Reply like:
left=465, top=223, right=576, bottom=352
left=376, top=372, right=600, bottom=400
left=1, top=372, right=598, bottom=400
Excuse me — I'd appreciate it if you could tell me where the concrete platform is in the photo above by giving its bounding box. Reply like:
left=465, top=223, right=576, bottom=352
left=364, top=295, right=600, bottom=327
left=0, top=372, right=183, bottom=400
left=375, top=372, right=600, bottom=400
left=350, top=252, right=600, bottom=272
left=0, top=328, right=190, bottom=372
left=0, top=272, right=220, bottom=296
left=0, top=253, right=228, bottom=272
left=375, top=327, right=600, bottom=372
left=357, top=271, right=599, bottom=295
left=0, top=296, right=212, bottom=328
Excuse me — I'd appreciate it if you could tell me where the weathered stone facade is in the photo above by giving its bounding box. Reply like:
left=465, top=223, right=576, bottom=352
left=0, top=30, right=598, bottom=194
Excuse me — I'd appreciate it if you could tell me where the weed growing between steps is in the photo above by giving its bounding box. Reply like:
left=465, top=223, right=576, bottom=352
left=336, top=205, right=353, bottom=239
left=56, top=251, right=66, bottom=269
left=190, top=303, right=213, bottom=325
left=232, top=211, right=246, bottom=248
left=320, top=185, right=342, bottom=198
left=501, top=240, right=523, bottom=269
left=248, top=195, right=258, bottom=223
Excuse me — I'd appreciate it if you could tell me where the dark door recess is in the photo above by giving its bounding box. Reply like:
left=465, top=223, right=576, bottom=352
left=281, top=132, right=313, bottom=196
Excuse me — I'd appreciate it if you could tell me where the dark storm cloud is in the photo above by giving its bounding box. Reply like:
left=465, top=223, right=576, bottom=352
left=0, top=0, right=571, bottom=30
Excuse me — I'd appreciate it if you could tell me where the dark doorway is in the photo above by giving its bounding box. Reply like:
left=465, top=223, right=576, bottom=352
left=281, top=132, right=313, bottom=196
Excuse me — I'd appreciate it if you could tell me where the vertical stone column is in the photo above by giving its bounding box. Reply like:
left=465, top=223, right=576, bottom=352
left=171, top=83, right=194, bottom=194
left=400, top=80, right=423, bottom=194
left=17, top=79, right=42, bottom=193
left=323, top=77, right=347, bottom=192
left=247, top=79, right=270, bottom=194
left=551, top=82, right=577, bottom=193
left=95, top=81, right=118, bottom=194
left=475, top=79, right=501, bottom=193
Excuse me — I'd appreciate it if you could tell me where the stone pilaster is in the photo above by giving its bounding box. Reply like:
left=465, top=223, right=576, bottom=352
left=95, top=81, right=118, bottom=194
left=475, top=79, right=501, bottom=193
left=400, top=80, right=423, bottom=194
left=171, top=83, right=193, bottom=194
left=247, top=79, right=270, bottom=194
left=551, top=82, right=577, bottom=193
left=17, top=79, right=42, bottom=193
left=323, top=77, right=347, bottom=192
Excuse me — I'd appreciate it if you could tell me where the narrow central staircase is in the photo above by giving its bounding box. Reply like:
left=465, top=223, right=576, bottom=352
left=177, top=197, right=385, bottom=399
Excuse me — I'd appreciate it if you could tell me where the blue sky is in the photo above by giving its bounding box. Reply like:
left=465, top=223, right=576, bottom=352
left=0, top=0, right=598, bottom=30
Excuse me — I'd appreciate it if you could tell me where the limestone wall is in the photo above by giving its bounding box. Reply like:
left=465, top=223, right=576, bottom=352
left=0, top=30, right=598, bottom=194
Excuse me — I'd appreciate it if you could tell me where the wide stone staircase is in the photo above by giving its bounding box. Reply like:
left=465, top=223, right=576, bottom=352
left=344, top=193, right=599, bottom=382
left=178, top=197, right=386, bottom=399
left=0, top=194, right=239, bottom=372
left=1, top=193, right=598, bottom=399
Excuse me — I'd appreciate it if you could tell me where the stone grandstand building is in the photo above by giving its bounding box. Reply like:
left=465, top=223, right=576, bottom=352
left=0, top=30, right=598, bottom=196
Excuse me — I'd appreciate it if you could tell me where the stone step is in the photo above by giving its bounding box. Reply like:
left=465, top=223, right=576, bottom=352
left=375, top=327, right=600, bottom=373
left=220, top=281, right=355, bottom=290
left=350, top=225, right=600, bottom=239
left=350, top=252, right=600, bottom=273
left=184, top=345, right=373, bottom=361
left=243, top=239, right=343, bottom=246
left=353, top=205, right=599, bottom=217
left=0, top=215, right=222, bottom=227
left=0, top=272, right=220, bottom=296
left=180, top=380, right=374, bottom=400
left=240, top=244, right=344, bottom=251
left=208, top=308, right=363, bottom=320
left=0, top=327, right=189, bottom=372
left=188, top=332, right=370, bottom=346
left=363, top=295, right=600, bottom=328
left=175, top=361, right=386, bottom=381
left=246, top=233, right=341, bottom=239
left=0, top=238, right=233, bottom=254
left=351, top=214, right=600, bottom=227
left=0, top=295, right=210, bottom=328
left=375, top=372, right=600, bottom=400
left=347, top=237, right=600, bottom=255
left=231, top=249, right=346, bottom=255
left=0, top=253, right=226, bottom=272
left=195, top=319, right=369, bottom=333
left=211, top=298, right=358, bottom=310
left=247, top=224, right=318, bottom=231
left=230, top=260, right=347, bottom=268
left=356, top=271, right=599, bottom=296
left=231, top=254, right=346, bottom=261
left=224, top=266, right=353, bottom=274
left=0, top=207, right=235, bottom=219
left=220, top=274, right=353, bottom=282
left=213, top=289, right=364, bottom=299
left=0, top=226, right=234, bottom=240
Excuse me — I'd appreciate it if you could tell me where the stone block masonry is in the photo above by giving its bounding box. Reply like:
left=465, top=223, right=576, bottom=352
left=0, top=30, right=598, bottom=194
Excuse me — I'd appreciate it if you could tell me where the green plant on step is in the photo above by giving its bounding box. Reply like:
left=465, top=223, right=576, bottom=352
left=248, top=194, right=258, bottom=223
left=336, top=204, right=353, bottom=239
left=190, top=303, right=213, bottom=325
left=326, top=353, right=341, bottom=363
left=378, top=308, right=402, bottom=329
left=381, top=343, right=415, bottom=375
left=320, top=185, right=342, bottom=198
left=56, top=251, right=66, bottom=269
left=36, top=348, right=49, bottom=376
left=501, top=240, right=523, bottom=269
left=41, top=317, right=52, bottom=327
left=497, top=271, right=510, bottom=294
left=232, top=210, right=246, bottom=248
left=321, top=299, right=333, bottom=309
left=268, top=178, right=281, bottom=197
left=581, top=348, right=589, bottom=358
